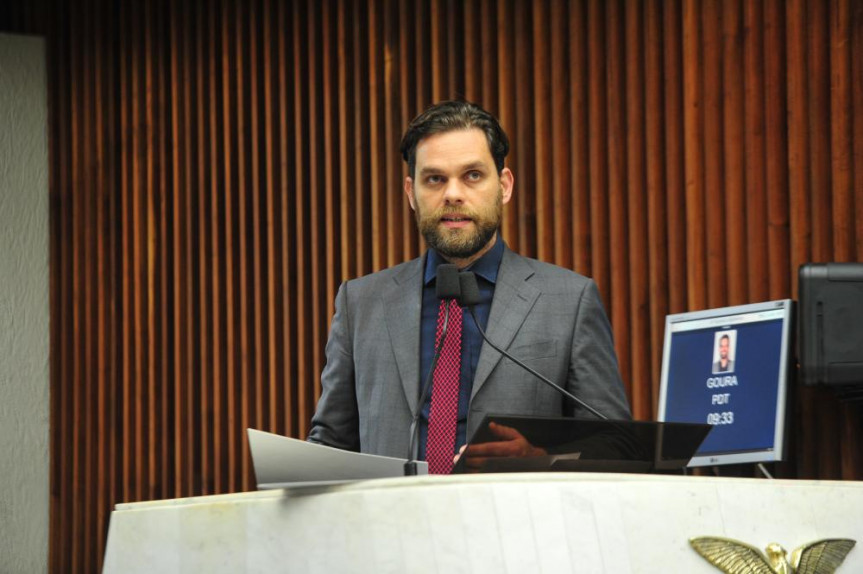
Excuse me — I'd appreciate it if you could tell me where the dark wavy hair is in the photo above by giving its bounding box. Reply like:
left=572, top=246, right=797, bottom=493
left=399, top=100, right=510, bottom=178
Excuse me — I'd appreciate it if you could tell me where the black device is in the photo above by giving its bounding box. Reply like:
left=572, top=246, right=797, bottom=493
left=451, top=415, right=711, bottom=474
left=799, top=263, right=863, bottom=399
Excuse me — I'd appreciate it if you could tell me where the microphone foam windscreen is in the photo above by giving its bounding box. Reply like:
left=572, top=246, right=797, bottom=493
left=458, top=272, right=482, bottom=307
left=436, top=264, right=461, bottom=299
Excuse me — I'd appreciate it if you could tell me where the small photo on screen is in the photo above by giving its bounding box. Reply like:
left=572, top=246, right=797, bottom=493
left=712, top=330, right=737, bottom=374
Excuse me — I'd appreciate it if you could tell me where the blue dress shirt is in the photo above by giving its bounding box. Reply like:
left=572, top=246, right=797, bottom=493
left=417, top=235, right=504, bottom=461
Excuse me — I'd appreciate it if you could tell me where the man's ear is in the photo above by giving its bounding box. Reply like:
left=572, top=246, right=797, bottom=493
left=404, top=176, right=417, bottom=211
left=499, top=167, right=514, bottom=205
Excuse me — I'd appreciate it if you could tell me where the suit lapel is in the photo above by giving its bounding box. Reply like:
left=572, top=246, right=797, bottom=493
left=470, top=249, right=540, bottom=400
left=382, top=258, right=424, bottom=417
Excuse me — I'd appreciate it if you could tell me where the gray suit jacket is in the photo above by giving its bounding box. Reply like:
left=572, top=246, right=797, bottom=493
left=307, top=247, right=631, bottom=458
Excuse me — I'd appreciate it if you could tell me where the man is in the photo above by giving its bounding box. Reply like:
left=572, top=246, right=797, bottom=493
left=713, top=334, right=734, bottom=373
left=308, top=100, right=631, bottom=473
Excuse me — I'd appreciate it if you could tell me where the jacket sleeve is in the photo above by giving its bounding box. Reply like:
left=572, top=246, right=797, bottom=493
left=307, top=282, right=361, bottom=451
left=567, top=279, right=632, bottom=420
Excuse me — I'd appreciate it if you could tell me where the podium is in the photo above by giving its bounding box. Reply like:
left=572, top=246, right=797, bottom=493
left=103, top=473, right=863, bottom=573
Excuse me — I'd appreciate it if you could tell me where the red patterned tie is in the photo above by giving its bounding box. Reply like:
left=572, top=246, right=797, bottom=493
left=426, top=299, right=463, bottom=474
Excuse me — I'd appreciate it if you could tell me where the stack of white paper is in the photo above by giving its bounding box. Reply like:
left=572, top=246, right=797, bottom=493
left=247, top=429, right=428, bottom=488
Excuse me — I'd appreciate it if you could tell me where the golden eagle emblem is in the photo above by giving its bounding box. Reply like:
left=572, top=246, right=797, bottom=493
left=690, top=537, right=855, bottom=574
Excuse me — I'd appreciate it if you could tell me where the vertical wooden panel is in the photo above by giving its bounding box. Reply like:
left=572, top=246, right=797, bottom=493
left=368, top=0, right=385, bottom=272
left=497, top=0, right=517, bottom=250
left=464, top=0, right=480, bottom=102
left=262, top=0, right=281, bottom=437
left=430, top=0, right=445, bottom=102
left=702, top=0, right=726, bottom=308
left=855, top=0, right=863, bottom=261
left=212, top=0, right=224, bottom=493
left=831, top=0, right=861, bottom=482
left=480, top=0, right=497, bottom=116
left=605, top=0, right=631, bottom=394
left=787, top=0, right=811, bottom=298
left=307, top=0, right=325, bottom=425
left=78, top=4, right=93, bottom=569
left=722, top=0, right=747, bottom=305
left=809, top=0, right=834, bottom=263
left=337, top=0, right=356, bottom=282
left=683, top=0, right=707, bottom=310
left=223, top=0, right=239, bottom=496
left=625, top=0, right=651, bottom=418
left=664, top=0, right=687, bottom=314
left=250, top=0, right=267, bottom=490
left=47, top=1, right=863, bottom=570
left=151, top=0, right=174, bottom=508
left=788, top=0, right=841, bottom=482
left=95, top=0, right=114, bottom=558
left=550, top=0, right=572, bottom=268
left=645, top=0, right=668, bottom=408
left=764, top=0, right=790, bottom=299
left=353, top=0, right=372, bottom=276
left=399, top=2, right=421, bottom=260
left=513, top=0, right=534, bottom=256
left=199, top=0, right=213, bottom=495
left=80, top=3, right=94, bottom=569
left=144, top=0, right=159, bottom=503
left=588, top=0, right=610, bottom=302
left=831, top=0, right=854, bottom=262
left=569, top=0, right=591, bottom=275
left=445, top=0, right=460, bottom=96
left=532, top=0, right=553, bottom=261
left=322, top=0, right=339, bottom=374
left=744, top=0, right=768, bottom=303
left=383, top=0, right=404, bottom=269
left=291, top=0, right=310, bottom=439
left=276, top=0, right=295, bottom=436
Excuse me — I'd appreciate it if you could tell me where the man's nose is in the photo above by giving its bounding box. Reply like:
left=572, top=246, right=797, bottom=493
left=442, top=180, right=465, bottom=203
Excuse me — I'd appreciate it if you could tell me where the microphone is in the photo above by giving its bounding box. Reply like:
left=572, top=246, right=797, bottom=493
left=436, top=264, right=462, bottom=299
left=457, top=271, right=609, bottom=421
left=404, top=264, right=461, bottom=475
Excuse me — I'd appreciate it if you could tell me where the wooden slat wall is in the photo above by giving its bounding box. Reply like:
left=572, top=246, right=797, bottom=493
left=47, top=0, right=863, bottom=571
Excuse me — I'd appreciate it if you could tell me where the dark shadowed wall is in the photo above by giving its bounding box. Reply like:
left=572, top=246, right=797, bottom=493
left=48, top=0, right=863, bottom=571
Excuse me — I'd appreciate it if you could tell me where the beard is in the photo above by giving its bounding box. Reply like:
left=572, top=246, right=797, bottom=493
left=415, top=190, right=503, bottom=260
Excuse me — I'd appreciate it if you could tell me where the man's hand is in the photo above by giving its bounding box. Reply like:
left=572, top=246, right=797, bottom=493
left=453, top=422, right=548, bottom=472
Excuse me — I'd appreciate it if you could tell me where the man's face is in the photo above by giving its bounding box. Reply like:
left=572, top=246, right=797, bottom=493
left=719, top=337, right=729, bottom=360
left=404, top=128, right=514, bottom=265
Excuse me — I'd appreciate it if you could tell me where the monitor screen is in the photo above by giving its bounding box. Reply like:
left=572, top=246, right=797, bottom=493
left=657, top=299, right=794, bottom=467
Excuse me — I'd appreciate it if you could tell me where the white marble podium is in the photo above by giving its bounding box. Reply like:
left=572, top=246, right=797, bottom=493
left=103, top=473, right=863, bottom=573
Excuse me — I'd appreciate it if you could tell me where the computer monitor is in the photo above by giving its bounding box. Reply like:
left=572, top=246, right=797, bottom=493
left=657, top=299, right=794, bottom=467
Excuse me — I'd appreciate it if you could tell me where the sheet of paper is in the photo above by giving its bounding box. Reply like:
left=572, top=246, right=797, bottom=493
left=248, top=429, right=428, bottom=488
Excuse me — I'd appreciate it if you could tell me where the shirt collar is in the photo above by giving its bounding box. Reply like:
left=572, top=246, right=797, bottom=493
left=423, top=233, right=505, bottom=286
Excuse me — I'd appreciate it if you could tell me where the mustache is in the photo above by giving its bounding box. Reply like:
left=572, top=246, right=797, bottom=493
left=432, top=208, right=476, bottom=219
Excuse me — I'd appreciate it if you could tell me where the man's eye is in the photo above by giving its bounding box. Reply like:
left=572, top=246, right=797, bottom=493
left=466, top=171, right=482, bottom=181
left=427, top=175, right=443, bottom=185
